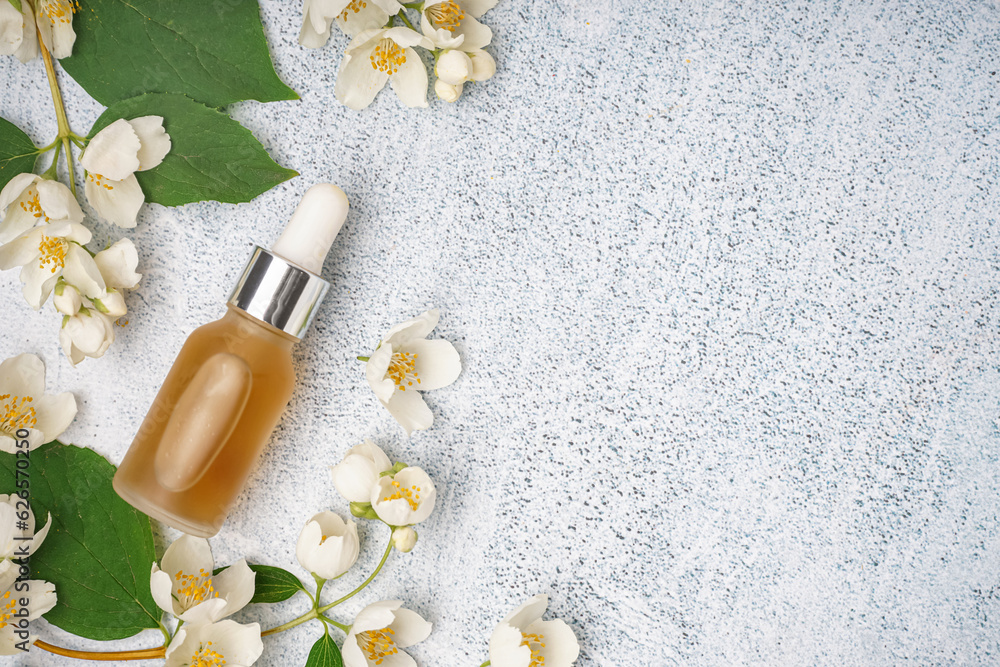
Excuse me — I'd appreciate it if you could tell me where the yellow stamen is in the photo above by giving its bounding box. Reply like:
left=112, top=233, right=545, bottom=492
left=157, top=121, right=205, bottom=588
left=338, top=0, right=367, bottom=21
left=174, top=568, right=220, bottom=605
left=386, top=351, right=420, bottom=392
left=188, top=640, right=226, bottom=667
left=521, top=632, right=547, bottom=667
left=370, top=38, right=407, bottom=75
left=359, top=626, right=398, bottom=665
left=18, top=190, right=48, bottom=221
left=0, top=393, right=37, bottom=434
left=381, top=479, right=421, bottom=511
left=0, top=591, right=16, bottom=629
left=87, top=173, right=115, bottom=191
left=38, top=0, right=79, bottom=25
left=37, top=235, right=67, bottom=274
left=428, top=1, right=465, bottom=31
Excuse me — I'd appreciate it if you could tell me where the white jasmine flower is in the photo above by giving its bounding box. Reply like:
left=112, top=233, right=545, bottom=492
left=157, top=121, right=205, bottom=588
left=0, top=221, right=104, bottom=309
left=0, top=0, right=38, bottom=63
left=0, top=174, right=83, bottom=244
left=93, top=290, right=127, bottom=318
left=334, top=27, right=434, bottom=110
left=420, top=0, right=496, bottom=51
left=489, top=595, right=580, bottom=667
left=300, top=0, right=402, bottom=45
left=342, top=600, right=432, bottom=667
left=81, top=116, right=170, bottom=228
left=94, top=238, right=142, bottom=290
left=59, top=308, right=116, bottom=366
left=371, top=466, right=436, bottom=526
left=34, top=0, right=77, bottom=59
left=468, top=49, right=496, bottom=81
left=0, top=579, right=56, bottom=656
left=0, top=494, right=52, bottom=590
left=435, top=78, right=463, bottom=102
left=331, top=439, right=393, bottom=503
left=391, top=526, right=417, bottom=552
left=435, top=49, right=472, bottom=85
left=296, top=511, right=360, bottom=580
left=150, top=534, right=255, bottom=625
left=0, top=353, right=76, bottom=453
left=365, top=308, right=461, bottom=434
left=165, top=619, right=263, bottom=667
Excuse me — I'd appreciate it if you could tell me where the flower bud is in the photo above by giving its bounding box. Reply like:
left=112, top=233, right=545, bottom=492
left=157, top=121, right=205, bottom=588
left=468, top=50, right=496, bottom=82
left=392, top=526, right=418, bottom=553
left=435, top=79, right=464, bottom=103
left=435, top=49, right=473, bottom=85
left=295, top=511, right=360, bottom=580
left=94, top=290, right=127, bottom=318
left=331, top=440, right=392, bottom=503
left=53, top=284, right=82, bottom=316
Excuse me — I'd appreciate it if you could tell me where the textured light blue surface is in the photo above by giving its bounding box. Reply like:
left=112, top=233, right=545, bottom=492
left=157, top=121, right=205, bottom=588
left=1, top=0, right=999, bottom=665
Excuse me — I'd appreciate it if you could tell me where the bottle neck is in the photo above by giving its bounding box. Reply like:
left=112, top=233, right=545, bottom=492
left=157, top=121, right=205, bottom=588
left=223, top=305, right=299, bottom=349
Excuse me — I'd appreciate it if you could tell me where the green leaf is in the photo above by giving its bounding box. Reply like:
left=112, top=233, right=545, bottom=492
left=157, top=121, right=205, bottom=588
left=0, top=442, right=160, bottom=640
left=306, top=631, right=344, bottom=667
left=60, top=0, right=297, bottom=107
left=6, top=0, right=22, bottom=14
left=89, top=93, right=297, bottom=206
left=0, top=117, right=38, bottom=191
left=214, top=563, right=306, bottom=604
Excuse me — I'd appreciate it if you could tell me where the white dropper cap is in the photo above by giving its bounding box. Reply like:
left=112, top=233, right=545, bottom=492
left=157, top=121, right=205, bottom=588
left=271, top=183, right=349, bottom=275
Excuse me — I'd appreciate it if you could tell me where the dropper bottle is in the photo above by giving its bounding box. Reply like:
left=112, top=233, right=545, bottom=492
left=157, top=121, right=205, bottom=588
left=113, top=184, right=349, bottom=537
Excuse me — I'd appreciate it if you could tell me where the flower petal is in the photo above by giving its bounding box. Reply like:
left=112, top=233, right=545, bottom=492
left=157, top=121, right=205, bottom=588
left=332, top=453, right=381, bottom=503
left=335, top=46, right=390, bottom=111
left=0, top=353, right=45, bottom=400
left=383, top=385, right=433, bottom=435
left=150, top=564, right=180, bottom=616
left=94, top=238, right=142, bottom=290
left=36, top=179, right=84, bottom=223
left=21, top=579, right=56, bottom=620
left=19, top=259, right=60, bottom=310
left=489, top=622, right=530, bottom=667
left=366, top=344, right=397, bottom=404
left=389, top=48, right=430, bottom=108
left=526, top=619, right=580, bottom=667
left=383, top=309, right=439, bottom=347
left=462, top=0, right=499, bottom=18
left=126, top=116, right=171, bottom=171
left=383, top=26, right=433, bottom=49
left=502, top=594, right=548, bottom=631
left=31, top=391, right=76, bottom=442
left=81, top=119, right=141, bottom=181
left=161, top=534, right=215, bottom=582
left=0, top=174, right=40, bottom=242
left=0, top=229, right=41, bottom=270
left=63, top=243, right=107, bottom=299
left=452, top=14, right=492, bottom=51
left=213, top=558, right=255, bottom=619
left=352, top=600, right=402, bottom=634
left=405, top=338, right=461, bottom=390
left=0, top=2, right=24, bottom=57
left=86, top=173, right=144, bottom=228
left=389, top=607, right=432, bottom=647
left=336, top=4, right=391, bottom=37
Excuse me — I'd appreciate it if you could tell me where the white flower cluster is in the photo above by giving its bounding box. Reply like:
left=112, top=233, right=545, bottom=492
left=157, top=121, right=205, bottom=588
left=0, top=117, right=170, bottom=365
left=0, top=495, right=56, bottom=655
left=300, top=0, right=499, bottom=108
left=0, top=0, right=78, bottom=62
left=151, top=535, right=264, bottom=667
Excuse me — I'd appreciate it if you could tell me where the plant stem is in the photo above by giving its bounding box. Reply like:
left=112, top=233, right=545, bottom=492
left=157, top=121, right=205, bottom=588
left=397, top=10, right=416, bottom=30
left=261, top=607, right=319, bottom=637
left=33, top=639, right=166, bottom=661
left=321, top=614, right=352, bottom=634
left=38, top=31, right=77, bottom=195
left=318, top=540, right=393, bottom=614
left=41, top=141, right=62, bottom=179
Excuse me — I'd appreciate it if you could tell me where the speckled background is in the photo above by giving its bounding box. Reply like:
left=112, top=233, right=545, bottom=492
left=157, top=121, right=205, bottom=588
left=2, top=0, right=999, bottom=664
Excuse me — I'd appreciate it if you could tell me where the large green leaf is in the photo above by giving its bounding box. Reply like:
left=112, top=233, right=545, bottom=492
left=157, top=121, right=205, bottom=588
left=0, top=442, right=160, bottom=640
left=89, top=93, right=297, bottom=206
left=306, top=631, right=345, bottom=667
left=214, top=563, right=306, bottom=604
left=0, top=117, right=37, bottom=191
left=60, top=0, right=297, bottom=107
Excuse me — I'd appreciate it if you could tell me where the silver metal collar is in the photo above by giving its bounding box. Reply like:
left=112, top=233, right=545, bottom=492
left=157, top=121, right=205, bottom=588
left=227, top=247, right=329, bottom=339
